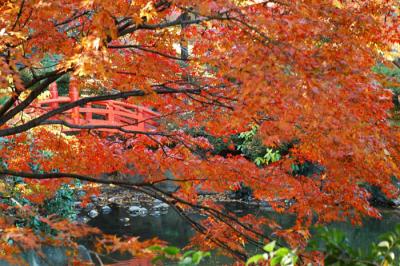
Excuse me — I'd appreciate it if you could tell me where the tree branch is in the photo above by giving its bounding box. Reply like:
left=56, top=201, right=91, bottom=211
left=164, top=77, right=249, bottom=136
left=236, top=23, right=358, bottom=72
left=54, top=11, right=91, bottom=27
left=0, top=87, right=199, bottom=137
left=42, top=120, right=170, bottom=136
left=0, top=169, right=202, bottom=187
left=118, top=15, right=230, bottom=36
left=0, top=73, right=64, bottom=126
left=12, top=0, right=25, bottom=30
left=107, top=44, right=187, bottom=61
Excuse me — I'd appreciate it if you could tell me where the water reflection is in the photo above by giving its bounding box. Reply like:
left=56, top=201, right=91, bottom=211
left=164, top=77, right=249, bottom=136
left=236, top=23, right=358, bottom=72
left=88, top=206, right=196, bottom=246
left=325, top=209, right=400, bottom=251
left=87, top=204, right=400, bottom=265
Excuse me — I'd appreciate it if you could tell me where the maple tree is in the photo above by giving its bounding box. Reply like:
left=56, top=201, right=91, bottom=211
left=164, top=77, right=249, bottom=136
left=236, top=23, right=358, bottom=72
left=0, top=0, right=400, bottom=264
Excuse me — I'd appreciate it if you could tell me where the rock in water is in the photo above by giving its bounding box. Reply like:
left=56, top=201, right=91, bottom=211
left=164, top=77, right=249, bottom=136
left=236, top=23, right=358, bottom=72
left=119, top=217, right=130, bottom=223
left=139, top=207, right=148, bottom=216
left=108, top=197, right=117, bottom=203
left=151, top=210, right=161, bottom=216
left=77, top=216, right=90, bottom=223
left=153, top=199, right=163, bottom=205
left=101, top=205, right=112, bottom=214
left=88, top=209, right=99, bottom=218
left=128, top=206, right=141, bottom=216
left=90, top=194, right=98, bottom=203
left=153, top=203, right=169, bottom=212
left=159, top=203, right=169, bottom=211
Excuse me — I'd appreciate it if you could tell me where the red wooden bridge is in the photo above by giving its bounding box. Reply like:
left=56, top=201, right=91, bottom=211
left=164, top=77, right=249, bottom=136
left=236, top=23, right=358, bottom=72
left=31, top=83, right=158, bottom=133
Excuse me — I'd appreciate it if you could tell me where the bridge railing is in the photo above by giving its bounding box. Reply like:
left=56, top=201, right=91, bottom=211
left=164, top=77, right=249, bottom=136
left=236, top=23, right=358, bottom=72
left=30, top=83, right=159, bottom=133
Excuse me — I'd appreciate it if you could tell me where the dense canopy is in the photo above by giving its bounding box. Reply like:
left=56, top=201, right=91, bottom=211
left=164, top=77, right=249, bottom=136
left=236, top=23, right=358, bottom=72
left=0, top=0, right=399, bottom=264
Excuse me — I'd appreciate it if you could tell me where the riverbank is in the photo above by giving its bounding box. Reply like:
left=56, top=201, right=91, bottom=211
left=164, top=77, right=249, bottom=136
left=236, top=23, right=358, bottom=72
left=76, top=184, right=277, bottom=223
left=77, top=183, right=400, bottom=224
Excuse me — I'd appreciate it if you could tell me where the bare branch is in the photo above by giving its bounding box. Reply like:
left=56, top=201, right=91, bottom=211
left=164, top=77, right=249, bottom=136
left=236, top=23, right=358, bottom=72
left=12, top=0, right=25, bottom=30
left=108, top=44, right=187, bottom=61
left=118, top=14, right=230, bottom=36
left=42, top=120, right=171, bottom=136
left=0, top=73, right=65, bottom=126
left=0, top=86, right=199, bottom=137
left=0, top=169, right=148, bottom=187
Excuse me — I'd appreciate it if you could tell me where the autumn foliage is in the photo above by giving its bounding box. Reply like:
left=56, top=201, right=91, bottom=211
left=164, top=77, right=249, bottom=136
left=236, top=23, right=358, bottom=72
left=0, top=0, right=399, bottom=264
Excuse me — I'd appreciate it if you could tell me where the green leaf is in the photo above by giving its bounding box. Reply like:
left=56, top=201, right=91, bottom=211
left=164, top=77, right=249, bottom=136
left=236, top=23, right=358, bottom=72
left=147, top=245, right=163, bottom=251
left=292, top=255, right=299, bottom=265
left=378, top=241, right=390, bottom=249
left=163, top=246, right=180, bottom=256
left=183, top=250, right=196, bottom=258
left=263, top=241, right=276, bottom=252
left=246, top=254, right=266, bottom=266
left=270, top=255, right=281, bottom=266
left=255, top=157, right=265, bottom=166
left=191, top=251, right=210, bottom=264
left=281, top=253, right=297, bottom=266
left=192, top=251, right=203, bottom=264
left=151, top=255, right=165, bottom=263
left=274, top=247, right=290, bottom=258
left=178, top=257, right=193, bottom=266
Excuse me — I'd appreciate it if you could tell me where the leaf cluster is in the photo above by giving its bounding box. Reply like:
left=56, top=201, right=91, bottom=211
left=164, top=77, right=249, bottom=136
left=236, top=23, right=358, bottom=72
left=148, top=245, right=211, bottom=266
left=309, top=225, right=400, bottom=266
left=246, top=240, right=298, bottom=266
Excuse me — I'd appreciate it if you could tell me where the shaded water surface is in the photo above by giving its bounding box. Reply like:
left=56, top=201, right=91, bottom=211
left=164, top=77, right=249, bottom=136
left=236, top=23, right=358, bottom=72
left=87, top=204, right=400, bottom=265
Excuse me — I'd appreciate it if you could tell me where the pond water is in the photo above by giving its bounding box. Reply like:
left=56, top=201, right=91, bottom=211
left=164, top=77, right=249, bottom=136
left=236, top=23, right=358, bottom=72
left=86, top=203, right=400, bottom=265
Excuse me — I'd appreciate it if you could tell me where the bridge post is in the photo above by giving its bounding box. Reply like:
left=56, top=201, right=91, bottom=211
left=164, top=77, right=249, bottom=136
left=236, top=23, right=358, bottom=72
left=137, top=107, right=145, bottom=131
left=107, top=103, right=115, bottom=124
left=85, top=103, right=92, bottom=121
left=49, top=83, right=59, bottom=110
left=70, top=82, right=80, bottom=124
